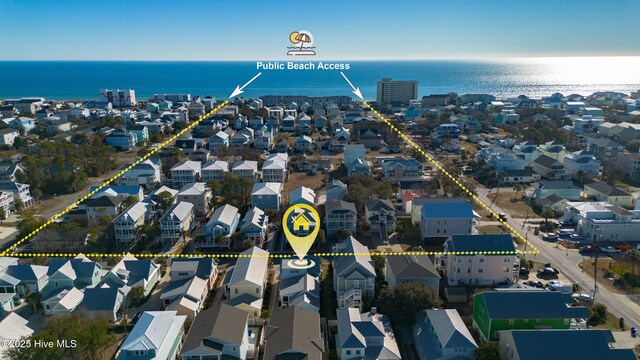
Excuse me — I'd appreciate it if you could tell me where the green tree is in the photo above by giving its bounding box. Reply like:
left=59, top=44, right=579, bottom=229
left=122, top=195, right=139, bottom=208
left=375, top=282, right=442, bottom=324
left=589, top=302, right=608, bottom=325
left=17, top=213, right=46, bottom=239
left=0, top=207, right=5, bottom=220
left=541, top=209, right=554, bottom=223
left=155, top=191, right=174, bottom=211
left=6, top=313, right=115, bottom=360
left=241, top=238, right=255, bottom=250
left=474, top=341, right=501, bottom=360
left=128, top=286, right=146, bottom=307
left=336, top=227, right=352, bottom=241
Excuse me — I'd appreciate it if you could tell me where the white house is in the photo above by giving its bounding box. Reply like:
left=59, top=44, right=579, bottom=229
left=562, top=201, right=640, bottom=242
left=204, top=204, right=240, bottom=248
left=438, top=234, right=517, bottom=286
left=419, top=197, right=479, bottom=238
left=176, top=182, right=212, bottom=217
left=113, top=201, right=153, bottom=245
left=160, top=201, right=195, bottom=245
left=261, top=158, right=287, bottom=183
left=117, top=159, right=161, bottom=188
left=0, top=128, right=20, bottom=146
left=364, top=199, right=396, bottom=235
left=413, top=309, right=478, bottom=360
left=117, top=311, right=186, bottom=360
left=232, top=160, right=259, bottom=181
left=201, top=160, right=229, bottom=182
left=563, top=150, right=602, bottom=177
left=225, top=247, right=269, bottom=318
left=170, top=161, right=201, bottom=189
left=209, top=131, right=230, bottom=154
left=336, top=307, right=401, bottom=360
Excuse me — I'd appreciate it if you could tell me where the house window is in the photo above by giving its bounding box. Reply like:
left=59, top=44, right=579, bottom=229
left=355, top=350, right=361, bottom=355
left=508, top=319, right=514, bottom=325
left=346, top=350, right=351, bottom=355
left=479, top=269, right=483, bottom=273
left=256, top=287, right=260, bottom=294
left=234, top=289, right=238, bottom=294
left=479, top=258, right=484, bottom=262
left=536, top=319, right=541, bottom=323
left=564, top=319, right=570, bottom=325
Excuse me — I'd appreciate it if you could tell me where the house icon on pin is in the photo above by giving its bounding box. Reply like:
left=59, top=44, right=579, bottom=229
left=292, top=212, right=313, bottom=231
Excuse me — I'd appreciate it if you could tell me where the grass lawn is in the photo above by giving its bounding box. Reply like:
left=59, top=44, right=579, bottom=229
left=592, top=309, right=625, bottom=332
left=616, top=177, right=640, bottom=188
left=578, top=258, right=635, bottom=295
left=486, top=191, right=535, bottom=218
left=283, top=172, right=325, bottom=193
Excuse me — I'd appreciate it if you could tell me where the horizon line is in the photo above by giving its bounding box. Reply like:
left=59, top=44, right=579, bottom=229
left=1, top=55, right=640, bottom=62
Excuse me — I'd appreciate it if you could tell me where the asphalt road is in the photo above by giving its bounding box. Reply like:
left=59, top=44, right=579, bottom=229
left=476, top=187, right=640, bottom=329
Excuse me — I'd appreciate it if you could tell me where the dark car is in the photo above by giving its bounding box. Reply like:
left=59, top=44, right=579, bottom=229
left=579, top=245, right=599, bottom=253
left=538, top=267, right=559, bottom=276
left=525, top=280, right=544, bottom=288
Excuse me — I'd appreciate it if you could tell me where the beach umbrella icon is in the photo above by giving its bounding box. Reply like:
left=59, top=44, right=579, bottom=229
left=295, top=33, right=311, bottom=50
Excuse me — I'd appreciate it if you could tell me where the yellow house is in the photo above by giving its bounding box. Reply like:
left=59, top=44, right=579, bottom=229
left=292, top=212, right=313, bottom=231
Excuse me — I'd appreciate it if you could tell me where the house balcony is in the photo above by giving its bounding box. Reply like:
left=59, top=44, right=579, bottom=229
left=339, top=287, right=362, bottom=308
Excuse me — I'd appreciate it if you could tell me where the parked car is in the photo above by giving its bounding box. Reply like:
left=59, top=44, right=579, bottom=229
left=542, top=233, right=559, bottom=241
left=601, top=246, right=621, bottom=254
left=569, top=233, right=583, bottom=241
left=579, top=245, right=599, bottom=253
left=525, top=280, right=544, bottom=288
left=538, top=267, right=559, bottom=276
left=572, top=293, right=593, bottom=303
left=559, top=218, right=577, bottom=226
left=556, top=228, right=575, bottom=238
left=546, top=280, right=563, bottom=287
left=613, top=243, right=631, bottom=252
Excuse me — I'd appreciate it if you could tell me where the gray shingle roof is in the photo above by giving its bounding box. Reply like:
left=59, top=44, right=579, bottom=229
left=263, top=306, right=324, bottom=360
left=181, top=303, right=249, bottom=355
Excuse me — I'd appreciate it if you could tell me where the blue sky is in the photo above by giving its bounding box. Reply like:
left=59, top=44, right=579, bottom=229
left=0, top=0, right=638, bottom=60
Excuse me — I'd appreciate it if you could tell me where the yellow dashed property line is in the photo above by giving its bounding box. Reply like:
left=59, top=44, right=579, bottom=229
left=9, top=250, right=539, bottom=259
left=1, top=100, right=231, bottom=256
left=362, top=101, right=540, bottom=255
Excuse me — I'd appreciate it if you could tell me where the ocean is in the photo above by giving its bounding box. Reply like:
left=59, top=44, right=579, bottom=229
left=0, top=57, right=639, bottom=101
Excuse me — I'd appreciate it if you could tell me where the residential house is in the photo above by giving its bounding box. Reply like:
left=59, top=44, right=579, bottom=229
left=209, top=131, right=230, bottom=154
left=439, top=234, right=517, bottom=286
left=160, top=201, right=195, bottom=245
left=617, top=153, right=640, bottom=181
left=80, top=287, right=126, bottom=323
left=240, top=207, right=269, bottom=247
left=176, top=182, right=212, bottom=217
left=180, top=304, right=252, bottom=360
left=42, top=287, right=84, bottom=316
left=414, top=309, right=477, bottom=360
left=290, top=186, right=316, bottom=206
left=117, top=311, right=186, bottom=360
left=4, top=264, right=48, bottom=296
left=232, top=160, right=259, bottom=181
left=7, top=117, right=35, bottom=132
left=86, top=195, right=124, bottom=224
left=0, top=313, right=34, bottom=358
left=0, top=128, right=19, bottom=146
left=330, top=126, right=351, bottom=152
left=161, top=275, right=208, bottom=322
left=534, top=194, right=568, bottom=213
left=279, top=256, right=321, bottom=312
left=582, top=181, right=633, bottom=207
left=535, top=180, right=581, bottom=200
left=170, top=161, right=201, bottom=188
left=538, top=140, right=565, bottom=162
left=225, top=247, right=269, bottom=318
left=0, top=162, right=23, bottom=181
left=203, top=204, right=240, bottom=248
left=385, top=254, right=440, bottom=290
left=0, top=181, right=32, bottom=207
left=588, top=137, right=624, bottom=162
left=262, top=158, right=287, bottom=183
left=113, top=202, right=153, bottom=245
left=169, top=258, right=219, bottom=291
left=472, top=290, right=589, bottom=341
left=190, top=148, right=210, bottom=163
left=364, top=199, right=396, bottom=234
left=420, top=197, right=479, bottom=238
left=127, top=124, right=149, bottom=143
left=41, top=256, right=104, bottom=298
left=326, top=180, right=348, bottom=201
left=251, top=182, right=282, bottom=212
left=561, top=201, right=640, bottom=242
left=498, top=329, right=635, bottom=360
left=295, top=135, right=313, bottom=152
left=563, top=150, right=602, bottom=177
left=281, top=114, right=296, bottom=131
left=381, top=157, right=424, bottom=181
left=117, top=159, right=162, bottom=188
left=336, top=307, right=401, bottom=360
left=105, top=129, right=137, bottom=150
left=358, top=128, right=384, bottom=150
left=532, top=155, right=566, bottom=180
left=201, top=160, right=229, bottom=182
left=263, top=306, right=324, bottom=360
left=231, top=127, right=254, bottom=148
left=332, top=236, right=375, bottom=308
left=512, top=141, right=540, bottom=166
left=252, top=125, right=274, bottom=150
left=344, top=144, right=372, bottom=176
left=104, top=256, right=160, bottom=297
left=325, top=200, right=357, bottom=239
left=90, top=185, right=144, bottom=202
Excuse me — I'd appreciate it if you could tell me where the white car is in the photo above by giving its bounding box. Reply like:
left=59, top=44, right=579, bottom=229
left=572, top=293, right=593, bottom=303
left=601, top=246, right=621, bottom=253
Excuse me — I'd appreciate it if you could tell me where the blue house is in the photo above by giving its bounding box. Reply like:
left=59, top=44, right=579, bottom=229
left=251, top=182, right=282, bottom=211
left=105, top=129, right=137, bottom=151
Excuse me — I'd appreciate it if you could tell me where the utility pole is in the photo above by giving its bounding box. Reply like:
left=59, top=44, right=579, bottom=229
left=592, top=228, right=601, bottom=305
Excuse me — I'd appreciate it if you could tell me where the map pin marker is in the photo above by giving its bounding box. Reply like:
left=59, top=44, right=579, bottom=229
left=283, top=203, right=320, bottom=261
